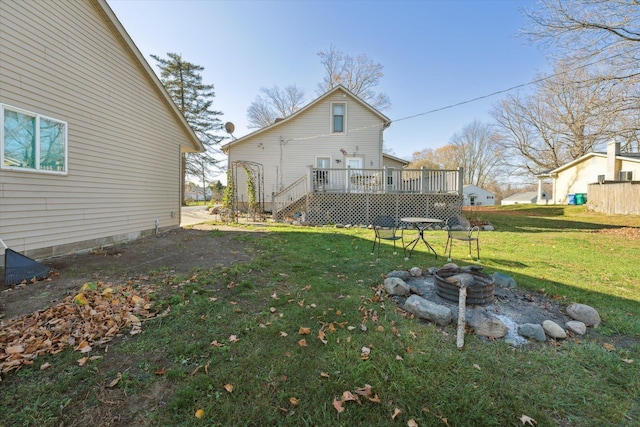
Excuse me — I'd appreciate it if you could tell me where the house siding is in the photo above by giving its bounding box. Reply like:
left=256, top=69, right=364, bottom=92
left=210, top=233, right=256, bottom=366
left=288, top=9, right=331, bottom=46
left=227, top=88, right=386, bottom=210
left=0, top=0, right=196, bottom=257
left=463, top=185, right=495, bottom=206
left=552, top=156, right=606, bottom=204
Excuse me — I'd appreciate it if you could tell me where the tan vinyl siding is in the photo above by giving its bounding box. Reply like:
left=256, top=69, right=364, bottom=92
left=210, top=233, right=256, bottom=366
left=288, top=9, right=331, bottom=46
left=228, top=88, right=386, bottom=207
left=0, top=0, right=193, bottom=256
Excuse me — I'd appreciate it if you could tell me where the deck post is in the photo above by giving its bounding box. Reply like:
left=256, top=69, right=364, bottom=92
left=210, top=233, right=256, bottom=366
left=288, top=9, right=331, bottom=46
left=307, top=165, right=314, bottom=193
left=458, top=167, right=464, bottom=194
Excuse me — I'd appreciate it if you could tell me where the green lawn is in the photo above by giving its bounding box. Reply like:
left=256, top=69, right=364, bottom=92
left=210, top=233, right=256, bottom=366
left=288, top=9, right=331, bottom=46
left=1, top=205, right=639, bottom=426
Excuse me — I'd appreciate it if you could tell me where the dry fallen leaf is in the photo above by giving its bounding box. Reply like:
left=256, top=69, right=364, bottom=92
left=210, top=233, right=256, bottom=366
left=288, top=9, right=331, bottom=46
left=392, top=407, right=402, bottom=419
left=473, top=363, right=481, bottom=370
left=622, top=358, right=634, bottom=364
left=408, top=420, right=418, bottom=427
left=106, top=373, right=122, bottom=388
left=299, top=327, right=311, bottom=335
left=210, top=340, right=224, bottom=347
left=603, top=343, right=616, bottom=352
left=40, top=362, right=51, bottom=370
left=73, top=293, right=88, bottom=306
left=298, top=339, right=308, bottom=347
left=279, top=331, right=288, bottom=337
left=195, top=409, right=204, bottom=419
left=289, top=397, right=300, bottom=406
left=320, top=372, right=330, bottom=378
left=520, top=414, right=537, bottom=425
left=229, top=335, right=239, bottom=343
left=224, top=383, right=234, bottom=393
left=354, top=384, right=372, bottom=398
left=333, top=397, right=345, bottom=413
left=341, top=391, right=360, bottom=404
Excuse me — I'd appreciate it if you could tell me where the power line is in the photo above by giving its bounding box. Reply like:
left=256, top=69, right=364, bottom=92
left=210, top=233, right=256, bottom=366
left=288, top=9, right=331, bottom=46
left=280, top=47, right=640, bottom=144
left=391, top=47, right=640, bottom=124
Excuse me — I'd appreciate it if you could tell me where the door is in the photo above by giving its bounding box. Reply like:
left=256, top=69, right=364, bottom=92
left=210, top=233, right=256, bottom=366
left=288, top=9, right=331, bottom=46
left=346, top=157, right=363, bottom=191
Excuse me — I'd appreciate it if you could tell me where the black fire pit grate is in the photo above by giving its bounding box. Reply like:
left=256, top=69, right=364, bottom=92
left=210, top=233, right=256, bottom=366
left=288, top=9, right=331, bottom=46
left=433, top=267, right=495, bottom=306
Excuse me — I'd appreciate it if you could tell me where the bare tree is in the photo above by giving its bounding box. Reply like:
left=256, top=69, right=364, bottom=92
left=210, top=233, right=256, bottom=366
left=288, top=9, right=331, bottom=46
left=523, top=0, right=640, bottom=151
left=316, top=45, right=391, bottom=110
left=409, top=121, right=502, bottom=187
left=524, top=0, right=640, bottom=73
left=449, top=121, right=503, bottom=187
left=492, top=61, right=632, bottom=174
left=247, top=85, right=305, bottom=129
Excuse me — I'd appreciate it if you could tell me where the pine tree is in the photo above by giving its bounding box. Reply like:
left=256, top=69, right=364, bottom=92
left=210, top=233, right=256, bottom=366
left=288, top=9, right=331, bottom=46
left=151, top=53, right=224, bottom=203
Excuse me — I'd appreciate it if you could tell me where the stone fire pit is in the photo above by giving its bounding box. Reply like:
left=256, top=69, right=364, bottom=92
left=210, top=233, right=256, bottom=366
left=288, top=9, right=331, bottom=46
left=433, top=266, right=495, bottom=306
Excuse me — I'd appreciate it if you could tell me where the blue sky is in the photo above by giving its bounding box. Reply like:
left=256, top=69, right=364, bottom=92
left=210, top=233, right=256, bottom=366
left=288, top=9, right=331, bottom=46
left=108, top=0, right=550, bottom=177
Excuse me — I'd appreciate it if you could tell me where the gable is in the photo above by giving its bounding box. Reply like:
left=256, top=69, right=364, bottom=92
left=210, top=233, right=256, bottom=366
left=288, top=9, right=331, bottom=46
left=222, top=85, right=390, bottom=151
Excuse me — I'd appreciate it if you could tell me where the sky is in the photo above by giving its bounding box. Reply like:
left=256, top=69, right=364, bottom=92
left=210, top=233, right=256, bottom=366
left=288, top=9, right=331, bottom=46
left=107, top=0, right=551, bottom=181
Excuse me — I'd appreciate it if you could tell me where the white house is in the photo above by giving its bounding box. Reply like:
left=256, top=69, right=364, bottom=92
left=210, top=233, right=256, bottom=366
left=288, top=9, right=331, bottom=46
left=0, top=0, right=203, bottom=260
left=221, top=85, right=392, bottom=212
left=537, top=141, right=640, bottom=204
left=501, top=192, right=540, bottom=205
left=462, top=184, right=495, bottom=207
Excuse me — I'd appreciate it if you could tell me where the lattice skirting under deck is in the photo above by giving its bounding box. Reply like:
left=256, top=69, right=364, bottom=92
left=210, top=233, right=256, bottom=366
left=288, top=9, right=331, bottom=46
left=275, top=193, right=462, bottom=226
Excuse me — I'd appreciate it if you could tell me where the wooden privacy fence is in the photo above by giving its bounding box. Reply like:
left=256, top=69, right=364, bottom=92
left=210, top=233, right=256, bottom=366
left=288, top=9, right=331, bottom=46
left=588, top=182, right=640, bottom=215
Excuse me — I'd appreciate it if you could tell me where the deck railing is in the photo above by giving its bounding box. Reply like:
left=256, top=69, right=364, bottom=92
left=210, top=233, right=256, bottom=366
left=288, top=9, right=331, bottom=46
left=308, top=166, right=463, bottom=194
left=272, top=166, right=463, bottom=219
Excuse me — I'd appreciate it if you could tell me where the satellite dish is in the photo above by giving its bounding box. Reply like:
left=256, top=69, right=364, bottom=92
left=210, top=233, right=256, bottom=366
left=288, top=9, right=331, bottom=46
left=224, top=122, right=235, bottom=134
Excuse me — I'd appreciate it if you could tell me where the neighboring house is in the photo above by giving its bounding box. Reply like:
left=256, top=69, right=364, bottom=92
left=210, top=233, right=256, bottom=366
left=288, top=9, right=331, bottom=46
left=501, top=192, right=540, bottom=206
left=0, top=0, right=203, bottom=260
left=537, top=141, right=640, bottom=205
left=184, top=183, right=212, bottom=201
left=382, top=152, right=410, bottom=169
left=462, top=184, right=495, bottom=207
left=221, top=85, right=391, bottom=212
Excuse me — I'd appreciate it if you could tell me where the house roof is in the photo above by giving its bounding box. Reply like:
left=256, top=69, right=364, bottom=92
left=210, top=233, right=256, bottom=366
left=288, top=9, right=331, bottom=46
left=221, top=85, right=391, bottom=153
left=382, top=153, right=410, bottom=166
left=95, top=0, right=204, bottom=153
left=502, top=191, right=537, bottom=202
left=538, top=150, right=640, bottom=177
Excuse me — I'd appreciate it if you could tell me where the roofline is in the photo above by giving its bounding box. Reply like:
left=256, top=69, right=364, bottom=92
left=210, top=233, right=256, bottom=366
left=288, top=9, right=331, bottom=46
left=540, top=151, right=640, bottom=177
left=95, top=0, right=204, bottom=153
left=221, top=85, right=391, bottom=152
left=382, top=152, right=409, bottom=165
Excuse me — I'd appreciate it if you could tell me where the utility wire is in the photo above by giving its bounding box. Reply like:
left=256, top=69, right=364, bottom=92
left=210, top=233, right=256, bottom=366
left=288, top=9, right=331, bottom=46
left=278, top=47, right=640, bottom=144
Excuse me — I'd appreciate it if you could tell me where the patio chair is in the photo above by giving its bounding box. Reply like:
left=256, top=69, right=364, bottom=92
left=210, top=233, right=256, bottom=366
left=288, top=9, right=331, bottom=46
left=371, top=215, right=404, bottom=259
left=444, top=215, right=480, bottom=262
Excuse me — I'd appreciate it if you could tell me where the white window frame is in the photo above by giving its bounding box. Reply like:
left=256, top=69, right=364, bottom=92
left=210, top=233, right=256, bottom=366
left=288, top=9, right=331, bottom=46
left=330, top=102, right=347, bottom=134
left=1, top=104, right=68, bottom=174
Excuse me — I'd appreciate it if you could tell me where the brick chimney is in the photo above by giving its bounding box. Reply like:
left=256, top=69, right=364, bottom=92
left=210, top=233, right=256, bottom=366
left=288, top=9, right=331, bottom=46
left=606, top=140, right=621, bottom=180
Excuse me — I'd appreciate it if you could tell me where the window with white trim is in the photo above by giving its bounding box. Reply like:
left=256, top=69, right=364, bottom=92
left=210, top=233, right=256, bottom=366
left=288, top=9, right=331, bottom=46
left=331, top=103, right=345, bottom=134
left=1, top=104, right=67, bottom=173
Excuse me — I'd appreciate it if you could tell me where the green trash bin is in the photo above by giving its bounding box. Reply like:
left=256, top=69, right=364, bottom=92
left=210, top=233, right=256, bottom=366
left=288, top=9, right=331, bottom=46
left=575, top=193, right=585, bottom=205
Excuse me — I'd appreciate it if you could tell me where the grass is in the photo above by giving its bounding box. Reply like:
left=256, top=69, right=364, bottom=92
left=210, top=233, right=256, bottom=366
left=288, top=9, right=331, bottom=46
left=1, top=205, right=639, bottom=426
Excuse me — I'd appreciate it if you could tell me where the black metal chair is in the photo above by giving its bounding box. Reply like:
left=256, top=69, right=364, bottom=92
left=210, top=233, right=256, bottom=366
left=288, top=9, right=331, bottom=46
left=371, top=215, right=404, bottom=259
left=444, top=215, right=480, bottom=262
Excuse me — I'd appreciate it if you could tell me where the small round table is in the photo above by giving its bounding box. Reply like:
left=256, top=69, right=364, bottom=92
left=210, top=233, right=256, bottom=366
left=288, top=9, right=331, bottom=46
left=400, top=217, right=443, bottom=259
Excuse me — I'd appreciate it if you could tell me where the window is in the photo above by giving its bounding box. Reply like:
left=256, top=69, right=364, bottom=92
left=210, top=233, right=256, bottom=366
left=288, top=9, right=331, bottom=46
left=332, top=103, right=345, bottom=133
left=316, top=157, right=330, bottom=169
left=619, top=171, right=633, bottom=181
left=1, top=105, right=67, bottom=173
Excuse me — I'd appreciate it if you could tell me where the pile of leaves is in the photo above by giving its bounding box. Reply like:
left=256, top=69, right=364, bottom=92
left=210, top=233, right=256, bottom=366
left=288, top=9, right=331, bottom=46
left=0, top=281, right=157, bottom=378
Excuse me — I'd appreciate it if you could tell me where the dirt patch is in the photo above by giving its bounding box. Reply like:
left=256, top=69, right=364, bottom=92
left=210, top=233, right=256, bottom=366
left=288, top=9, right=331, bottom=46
left=0, top=224, right=266, bottom=321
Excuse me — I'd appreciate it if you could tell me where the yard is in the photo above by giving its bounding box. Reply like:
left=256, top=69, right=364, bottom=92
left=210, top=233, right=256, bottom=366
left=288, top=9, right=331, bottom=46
left=1, top=206, right=639, bottom=426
